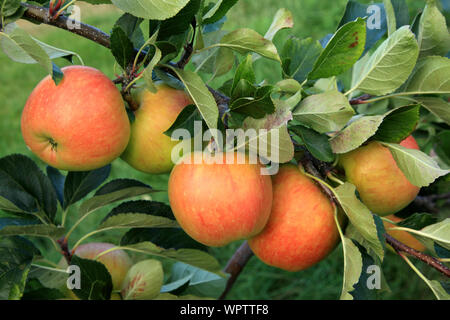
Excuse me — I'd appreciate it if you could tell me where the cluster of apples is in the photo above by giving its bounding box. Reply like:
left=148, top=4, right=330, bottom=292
left=21, top=66, right=424, bottom=291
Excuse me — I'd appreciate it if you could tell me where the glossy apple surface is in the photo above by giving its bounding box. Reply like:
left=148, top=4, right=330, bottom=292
left=248, top=164, right=340, bottom=272
left=21, top=66, right=130, bottom=171
left=168, top=152, right=273, bottom=247
left=339, top=136, right=420, bottom=216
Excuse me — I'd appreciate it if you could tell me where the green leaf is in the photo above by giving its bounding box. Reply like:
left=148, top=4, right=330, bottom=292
left=164, top=104, right=202, bottom=138
left=2, top=3, right=25, bottom=25
left=331, top=104, right=421, bottom=154
left=0, top=217, right=39, bottom=229
left=0, top=24, right=59, bottom=82
left=335, top=183, right=385, bottom=261
left=111, top=0, right=190, bottom=20
left=397, top=219, right=450, bottom=250
left=391, top=0, right=410, bottom=28
left=381, top=142, right=449, bottom=187
left=142, top=46, right=162, bottom=93
left=0, top=236, right=39, bottom=300
left=156, top=0, right=201, bottom=39
left=289, top=125, right=334, bottom=162
left=104, top=200, right=174, bottom=219
left=230, top=85, right=275, bottom=119
left=404, top=56, right=450, bottom=94
left=292, top=91, right=355, bottom=134
left=70, top=255, right=113, bottom=300
left=281, top=37, right=323, bottom=83
left=164, top=66, right=219, bottom=136
left=154, top=292, right=214, bottom=300
left=349, top=26, right=419, bottom=96
left=63, top=165, right=111, bottom=210
left=46, top=167, right=65, bottom=206
left=165, top=262, right=227, bottom=298
left=372, top=104, right=420, bottom=143
left=275, top=79, right=303, bottom=94
left=434, top=243, right=450, bottom=259
left=122, top=242, right=223, bottom=274
left=0, top=224, right=65, bottom=239
left=0, top=0, right=20, bottom=17
left=340, top=237, right=363, bottom=300
left=202, top=0, right=238, bottom=25
left=78, top=179, right=154, bottom=225
left=263, top=8, right=294, bottom=41
left=348, top=241, right=383, bottom=300
left=0, top=30, right=83, bottom=65
left=415, top=97, right=450, bottom=125
left=99, top=200, right=178, bottom=231
left=345, top=216, right=387, bottom=265
left=138, top=31, right=162, bottom=92
left=308, top=18, right=366, bottom=80
left=28, top=265, right=67, bottom=290
left=231, top=55, right=256, bottom=95
left=114, top=13, right=144, bottom=48
left=237, top=97, right=297, bottom=164
left=337, top=1, right=387, bottom=54
left=110, top=25, right=136, bottom=70
left=395, top=212, right=437, bottom=230
left=99, top=213, right=178, bottom=231
left=426, top=280, right=450, bottom=300
left=330, top=116, right=384, bottom=154
left=22, top=278, right=63, bottom=300
left=191, top=30, right=234, bottom=77
left=22, top=279, right=65, bottom=300
left=383, top=0, right=397, bottom=36
left=417, top=0, right=450, bottom=58
left=121, top=227, right=207, bottom=251
left=218, top=28, right=280, bottom=62
left=0, top=154, right=57, bottom=223
left=434, top=131, right=450, bottom=166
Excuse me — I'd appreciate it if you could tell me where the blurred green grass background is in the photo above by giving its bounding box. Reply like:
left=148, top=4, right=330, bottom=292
left=0, top=0, right=441, bottom=299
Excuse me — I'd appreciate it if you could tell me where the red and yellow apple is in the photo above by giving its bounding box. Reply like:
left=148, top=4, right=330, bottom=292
left=74, top=242, right=133, bottom=290
left=168, top=151, right=273, bottom=247
left=248, top=164, right=340, bottom=272
left=21, top=65, right=130, bottom=171
left=339, top=135, right=420, bottom=216
left=383, top=215, right=426, bottom=252
left=121, top=84, right=193, bottom=174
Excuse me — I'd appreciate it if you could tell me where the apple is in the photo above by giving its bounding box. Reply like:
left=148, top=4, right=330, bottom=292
left=339, top=135, right=420, bottom=216
left=168, top=151, right=273, bottom=247
left=121, top=84, right=193, bottom=174
left=73, top=242, right=133, bottom=291
left=121, top=259, right=164, bottom=300
left=21, top=65, right=130, bottom=171
left=383, top=215, right=426, bottom=252
left=248, top=164, right=340, bottom=272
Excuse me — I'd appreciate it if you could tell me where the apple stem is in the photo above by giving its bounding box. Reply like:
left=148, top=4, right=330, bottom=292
left=175, top=19, right=197, bottom=70
left=349, top=94, right=372, bottom=105
left=219, top=241, right=254, bottom=300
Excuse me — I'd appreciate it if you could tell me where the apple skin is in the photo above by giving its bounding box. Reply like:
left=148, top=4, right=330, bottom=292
left=248, top=164, right=340, bottom=272
left=74, top=242, right=133, bottom=291
left=168, top=151, right=273, bottom=247
left=21, top=66, right=130, bottom=171
left=121, top=84, right=193, bottom=174
left=383, top=215, right=426, bottom=252
left=339, top=135, right=420, bottom=216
